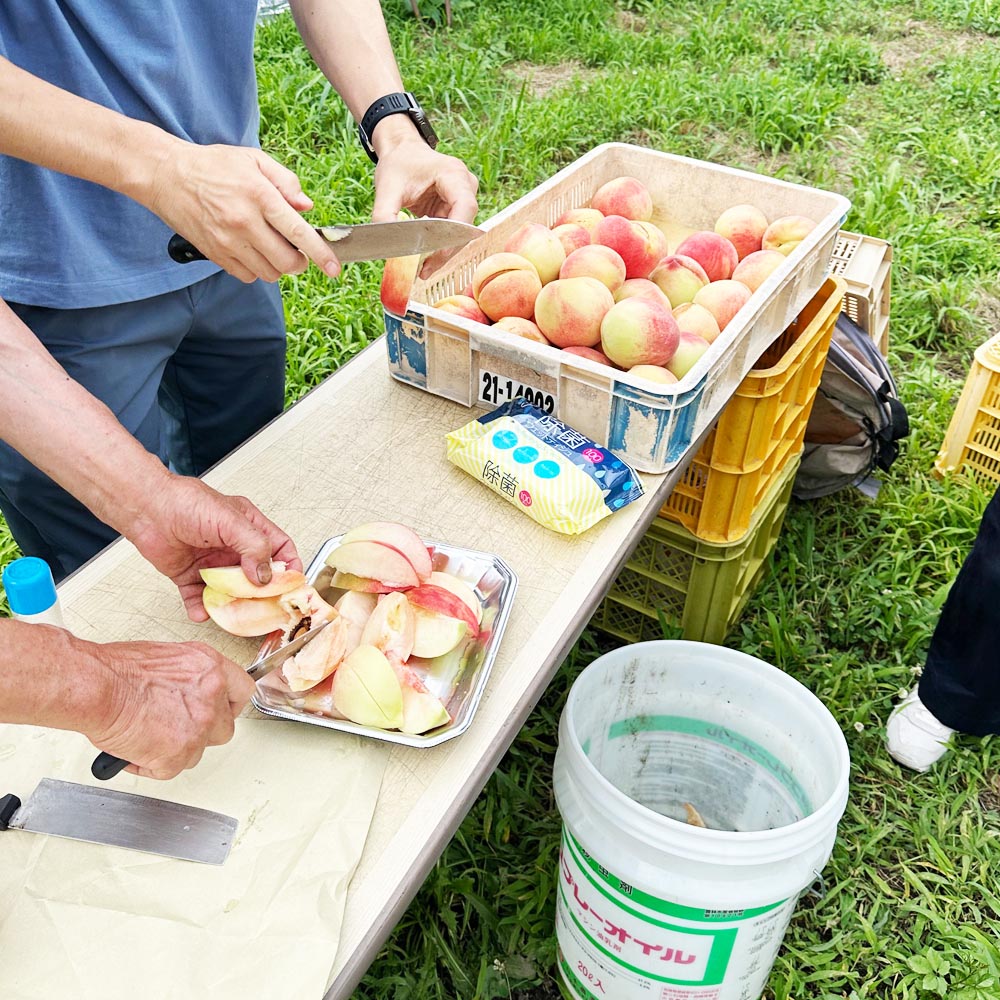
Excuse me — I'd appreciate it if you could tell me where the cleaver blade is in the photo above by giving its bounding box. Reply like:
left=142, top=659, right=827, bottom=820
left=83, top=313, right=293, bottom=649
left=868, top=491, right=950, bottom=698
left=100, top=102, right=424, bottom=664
left=167, top=217, right=484, bottom=264
left=0, top=778, right=237, bottom=865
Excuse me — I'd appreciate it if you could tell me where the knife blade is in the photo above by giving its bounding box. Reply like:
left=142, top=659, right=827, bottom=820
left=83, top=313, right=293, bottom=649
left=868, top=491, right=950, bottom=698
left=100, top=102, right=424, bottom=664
left=167, top=217, right=484, bottom=264
left=91, top=619, right=335, bottom=781
left=0, top=778, right=237, bottom=865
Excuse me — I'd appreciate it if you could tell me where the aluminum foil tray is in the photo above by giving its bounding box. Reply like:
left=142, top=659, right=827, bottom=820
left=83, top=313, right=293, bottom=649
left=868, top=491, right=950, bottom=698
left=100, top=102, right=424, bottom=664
left=251, top=535, right=518, bottom=748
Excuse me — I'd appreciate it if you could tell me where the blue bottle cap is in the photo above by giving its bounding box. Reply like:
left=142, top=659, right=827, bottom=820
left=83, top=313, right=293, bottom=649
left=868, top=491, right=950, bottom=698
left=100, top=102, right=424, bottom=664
left=3, top=557, right=59, bottom=616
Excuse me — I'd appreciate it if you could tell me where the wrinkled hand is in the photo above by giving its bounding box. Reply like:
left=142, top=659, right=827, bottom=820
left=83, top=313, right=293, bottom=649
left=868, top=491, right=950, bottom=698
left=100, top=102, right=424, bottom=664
left=86, top=638, right=256, bottom=780
left=144, top=140, right=341, bottom=283
left=371, top=137, right=480, bottom=278
left=124, top=474, right=301, bottom=621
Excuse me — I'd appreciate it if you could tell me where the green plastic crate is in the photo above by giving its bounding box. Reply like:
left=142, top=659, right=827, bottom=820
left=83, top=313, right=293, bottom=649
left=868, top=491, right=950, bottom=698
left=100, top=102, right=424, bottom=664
left=592, top=455, right=799, bottom=645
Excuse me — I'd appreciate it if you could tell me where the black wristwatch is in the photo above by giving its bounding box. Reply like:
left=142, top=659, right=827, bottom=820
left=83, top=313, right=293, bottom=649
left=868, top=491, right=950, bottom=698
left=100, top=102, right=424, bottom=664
left=357, top=92, right=438, bottom=164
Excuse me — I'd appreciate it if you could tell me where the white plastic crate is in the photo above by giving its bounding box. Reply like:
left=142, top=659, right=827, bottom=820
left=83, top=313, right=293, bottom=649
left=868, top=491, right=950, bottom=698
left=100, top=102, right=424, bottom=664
left=385, top=143, right=851, bottom=473
left=828, top=230, right=892, bottom=356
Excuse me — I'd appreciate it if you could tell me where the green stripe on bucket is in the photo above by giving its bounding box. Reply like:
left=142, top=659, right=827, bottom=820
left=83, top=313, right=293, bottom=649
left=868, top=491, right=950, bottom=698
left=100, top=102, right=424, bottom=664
left=566, top=830, right=786, bottom=922
left=607, top=714, right=813, bottom=815
left=557, top=879, right=733, bottom=986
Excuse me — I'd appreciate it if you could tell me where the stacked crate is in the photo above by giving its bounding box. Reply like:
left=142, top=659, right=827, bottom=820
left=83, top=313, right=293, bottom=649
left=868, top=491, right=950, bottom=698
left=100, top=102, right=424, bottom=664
left=594, top=276, right=846, bottom=644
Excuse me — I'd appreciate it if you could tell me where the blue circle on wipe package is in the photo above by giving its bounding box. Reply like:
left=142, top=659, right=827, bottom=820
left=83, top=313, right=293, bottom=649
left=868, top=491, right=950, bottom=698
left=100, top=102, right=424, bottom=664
left=513, top=445, right=539, bottom=464
left=534, top=460, right=561, bottom=479
left=492, top=430, right=518, bottom=449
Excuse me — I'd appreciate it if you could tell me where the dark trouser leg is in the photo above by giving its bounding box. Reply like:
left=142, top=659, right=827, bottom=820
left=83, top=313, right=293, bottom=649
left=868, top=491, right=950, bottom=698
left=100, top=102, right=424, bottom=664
left=919, top=485, right=1000, bottom=736
left=159, top=272, right=285, bottom=476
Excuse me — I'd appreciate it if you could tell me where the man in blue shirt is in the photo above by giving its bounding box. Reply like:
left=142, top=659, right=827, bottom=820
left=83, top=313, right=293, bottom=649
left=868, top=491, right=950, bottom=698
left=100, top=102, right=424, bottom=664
left=0, top=1, right=478, bottom=580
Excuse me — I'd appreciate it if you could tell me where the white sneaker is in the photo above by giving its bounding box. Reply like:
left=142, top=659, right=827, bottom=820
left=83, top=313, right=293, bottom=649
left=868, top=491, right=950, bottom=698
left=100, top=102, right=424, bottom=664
left=886, top=687, right=955, bottom=772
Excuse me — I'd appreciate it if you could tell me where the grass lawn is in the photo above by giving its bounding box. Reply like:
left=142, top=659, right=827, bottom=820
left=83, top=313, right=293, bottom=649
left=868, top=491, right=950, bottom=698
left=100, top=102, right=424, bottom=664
left=4, top=0, right=1000, bottom=997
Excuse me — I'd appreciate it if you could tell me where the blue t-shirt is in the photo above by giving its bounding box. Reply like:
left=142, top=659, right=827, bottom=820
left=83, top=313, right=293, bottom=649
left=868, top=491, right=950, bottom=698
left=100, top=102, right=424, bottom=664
left=0, top=1, right=261, bottom=308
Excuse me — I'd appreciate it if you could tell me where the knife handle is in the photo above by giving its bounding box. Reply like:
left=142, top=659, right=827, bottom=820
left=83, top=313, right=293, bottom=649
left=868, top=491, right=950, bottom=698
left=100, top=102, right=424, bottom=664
left=167, top=233, right=206, bottom=264
left=92, top=752, right=130, bottom=781
left=0, top=794, right=21, bottom=830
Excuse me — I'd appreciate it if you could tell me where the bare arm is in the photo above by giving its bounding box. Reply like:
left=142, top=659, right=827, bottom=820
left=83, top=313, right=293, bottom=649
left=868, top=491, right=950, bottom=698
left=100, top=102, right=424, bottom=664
left=0, top=300, right=301, bottom=613
left=288, top=0, right=479, bottom=237
left=0, top=54, right=340, bottom=281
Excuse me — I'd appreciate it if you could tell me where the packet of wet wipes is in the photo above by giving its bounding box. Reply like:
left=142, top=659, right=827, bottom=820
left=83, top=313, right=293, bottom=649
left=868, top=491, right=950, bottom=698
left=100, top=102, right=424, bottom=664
left=446, top=398, right=644, bottom=534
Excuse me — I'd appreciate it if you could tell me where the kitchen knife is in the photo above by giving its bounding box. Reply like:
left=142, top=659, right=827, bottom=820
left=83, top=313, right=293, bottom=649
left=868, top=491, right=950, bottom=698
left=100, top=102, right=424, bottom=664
left=167, top=217, right=484, bottom=264
left=0, top=778, right=238, bottom=865
left=92, top=619, right=335, bottom=781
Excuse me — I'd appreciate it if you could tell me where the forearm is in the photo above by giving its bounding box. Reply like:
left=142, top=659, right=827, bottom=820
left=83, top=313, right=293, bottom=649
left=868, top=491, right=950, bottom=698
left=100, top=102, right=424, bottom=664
left=0, top=301, right=172, bottom=537
left=287, top=0, right=424, bottom=159
left=0, top=55, right=178, bottom=205
left=0, top=620, right=112, bottom=737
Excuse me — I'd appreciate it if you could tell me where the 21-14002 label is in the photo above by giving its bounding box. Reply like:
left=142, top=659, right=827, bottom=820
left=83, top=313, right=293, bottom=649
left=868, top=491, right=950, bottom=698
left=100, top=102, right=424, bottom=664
left=479, top=368, right=555, bottom=413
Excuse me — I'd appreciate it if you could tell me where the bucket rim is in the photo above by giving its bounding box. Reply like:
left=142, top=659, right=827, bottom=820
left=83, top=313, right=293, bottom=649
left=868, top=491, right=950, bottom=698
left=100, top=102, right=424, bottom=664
left=559, top=640, right=850, bottom=861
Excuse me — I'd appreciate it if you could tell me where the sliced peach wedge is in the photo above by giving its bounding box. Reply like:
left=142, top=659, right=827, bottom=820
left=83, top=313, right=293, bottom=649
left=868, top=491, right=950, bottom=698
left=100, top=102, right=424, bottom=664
left=360, top=592, right=415, bottom=663
left=428, top=571, right=482, bottom=626
left=339, top=521, right=433, bottom=583
left=281, top=613, right=359, bottom=693
left=198, top=561, right=306, bottom=600
left=202, top=588, right=292, bottom=638
left=406, top=583, right=480, bottom=637
left=332, top=645, right=405, bottom=729
left=411, top=607, right=468, bottom=659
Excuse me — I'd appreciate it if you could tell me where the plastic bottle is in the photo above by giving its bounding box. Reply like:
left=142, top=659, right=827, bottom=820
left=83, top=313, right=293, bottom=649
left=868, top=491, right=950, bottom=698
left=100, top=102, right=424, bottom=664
left=3, top=556, right=66, bottom=628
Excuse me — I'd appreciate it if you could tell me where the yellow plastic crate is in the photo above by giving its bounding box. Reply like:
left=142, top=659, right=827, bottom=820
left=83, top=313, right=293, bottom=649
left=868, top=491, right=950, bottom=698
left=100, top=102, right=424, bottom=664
left=828, top=230, right=892, bottom=356
left=592, top=455, right=799, bottom=645
left=659, top=277, right=844, bottom=543
left=934, top=332, right=1000, bottom=487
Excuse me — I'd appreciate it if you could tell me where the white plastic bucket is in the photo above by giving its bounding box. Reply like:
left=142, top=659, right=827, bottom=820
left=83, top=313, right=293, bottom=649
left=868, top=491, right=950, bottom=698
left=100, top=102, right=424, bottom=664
left=552, top=640, right=850, bottom=1000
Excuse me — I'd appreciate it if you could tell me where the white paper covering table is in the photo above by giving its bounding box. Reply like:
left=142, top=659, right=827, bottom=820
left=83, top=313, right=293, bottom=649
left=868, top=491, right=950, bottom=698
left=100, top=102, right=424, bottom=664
left=49, top=336, right=707, bottom=997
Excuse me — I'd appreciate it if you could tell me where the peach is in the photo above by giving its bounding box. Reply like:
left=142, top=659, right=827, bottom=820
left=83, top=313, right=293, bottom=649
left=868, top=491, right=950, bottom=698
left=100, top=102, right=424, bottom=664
left=555, top=207, right=604, bottom=236
left=666, top=331, right=712, bottom=380
left=590, top=176, right=653, bottom=221
left=429, top=571, right=483, bottom=625
left=614, top=278, right=672, bottom=308
left=411, top=608, right=468, bottom=659
left=593, top=215, right=665, bottom=279
left=559, top=244, right=627, bottom=293
left=762, top=214, right=817, bottom=256
left=714, top=204, right=769, bottom=261
left=493, top=316, right=549, bottom=344
left=551, top=223, right=591, bottom=256
left=504, top=222, right=566, bottom=284
left=360, top=591, right=416, bottom=663
left=380, top=252, right=421, bottom=316
left=732, top=249, right=787, bottom=292
left=199, top=561, right=306, bottom=600
left=534, top=276, right=615, bottom=348
left=600, top=298, right=680, bottom=369
left=406, top=584, right=480, bottom=637
left=648, top=254, right=710, bottom=306
left=332, top=645, right=404, bottom=729
left=673, top=302, right=722, bottom=344
left=335, top=590, right=378, bottom=628
left=628, top=364, right=679, bottom=385
left=202, top=587, right=291, bottom=637
left=340, top=521, right=432, bottom=582
left=330, top=571, right=409, bottom=595
left=431, top=294, right=489, bottom=324
left=674, top=231, right=739, bottom=282
left=326, top=540, right=420, bottom=589
left=562, top=345, right=614, bottom=366
left=471, top=252, right=542, bottom=321
left=277, top=584, right=336, bottom=627
left=282, top=615, right=358, bottom=693
left=389, top=658, right=451, bottom=734
left=693, top=279, right=753, bottom=331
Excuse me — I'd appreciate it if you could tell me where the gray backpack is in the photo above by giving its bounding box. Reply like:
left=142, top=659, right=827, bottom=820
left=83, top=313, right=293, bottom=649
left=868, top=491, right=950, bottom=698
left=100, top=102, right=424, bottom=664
left=793, top=313, right=910, bottom=499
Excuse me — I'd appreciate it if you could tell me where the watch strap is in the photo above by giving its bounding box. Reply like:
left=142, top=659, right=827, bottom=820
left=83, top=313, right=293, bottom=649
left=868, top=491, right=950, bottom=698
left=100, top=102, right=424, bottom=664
left=357, top=91, right=438, bottom=164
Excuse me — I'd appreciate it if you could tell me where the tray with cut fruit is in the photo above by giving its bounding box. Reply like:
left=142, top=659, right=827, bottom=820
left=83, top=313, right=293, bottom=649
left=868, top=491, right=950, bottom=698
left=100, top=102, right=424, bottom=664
left=201, top=521, right=517, bottom=747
